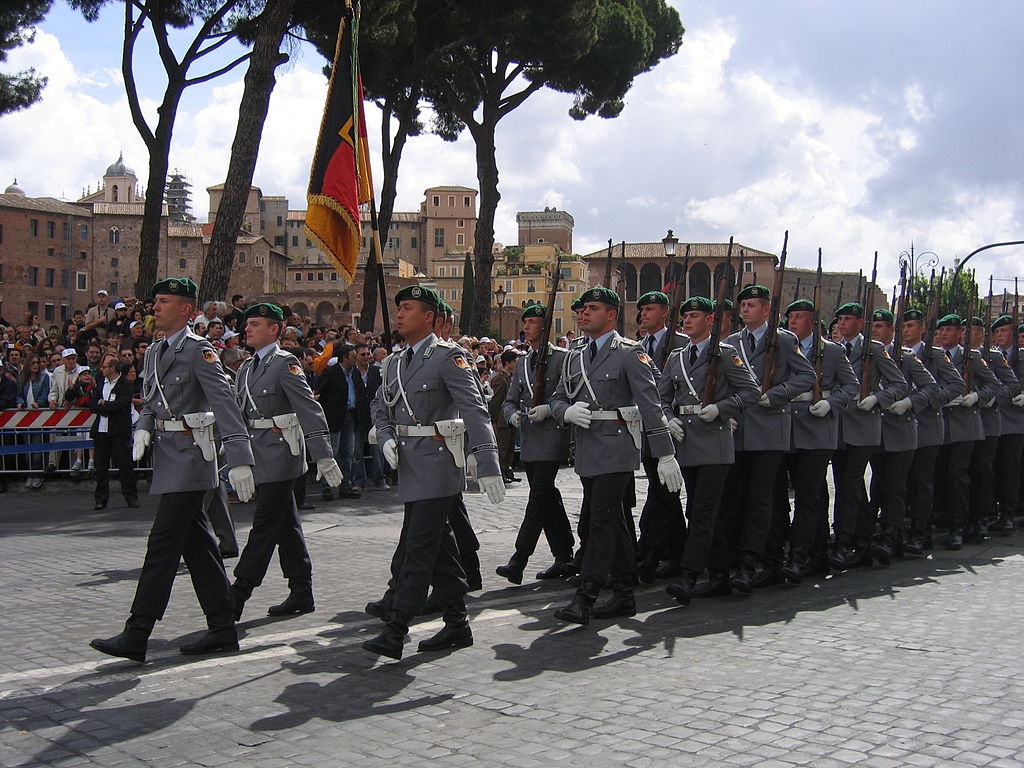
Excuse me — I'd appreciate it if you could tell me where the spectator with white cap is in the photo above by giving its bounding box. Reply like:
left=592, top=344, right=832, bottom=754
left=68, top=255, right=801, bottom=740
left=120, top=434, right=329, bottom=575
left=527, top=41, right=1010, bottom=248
left=84, top=289, right=114, bottom=341
left=49, top=348, right=88, bottom=409
left=107, top=302, right=132, bottom=338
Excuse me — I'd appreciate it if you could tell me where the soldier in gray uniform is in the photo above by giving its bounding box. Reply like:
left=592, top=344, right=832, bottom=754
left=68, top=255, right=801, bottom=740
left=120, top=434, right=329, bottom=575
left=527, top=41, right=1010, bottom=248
left=933, top=313, right=1001, bottom=549
left=90, top=278, right=255, bottom=663
left=989, top=314, right=1024, bottom=534
left=366, top=286, right=504, bottom=660
left=830, top=302, right=908, bottom=570
left=550, top=287, right=683, bottom=624
left=964, top=316, right=1007, bottom=538
left=634, top=291, right=690, bottom=581
left=900, top=308, right=963, bottom=554
left=497, top=304, right=575, bottom=584
left=712, top=284, right=815, bottom=593
left=866, top=309, right=941, bottom=564
left=230, top=303, right=343, bottom=621
left=776, top=299, right=858, bottom=583
left=659, top=296, right=760, bottom=605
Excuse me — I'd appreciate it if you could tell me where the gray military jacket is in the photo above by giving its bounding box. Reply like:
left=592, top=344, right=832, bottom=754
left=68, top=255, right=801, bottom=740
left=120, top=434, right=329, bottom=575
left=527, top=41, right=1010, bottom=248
left=371, top=334, right=500, bottom=503
left=942, top=345, right=1001, bottom=444
left=658, top=341, right=760, bottom=467
left=550, top=331, right=674, bottom=477
left=907, top=342, right=962, bottom=448
left=501, top=344, right=569, bottom=463
left=992, top=347, right=1024, bottom=435
left=790, top=337, right=858, bottom=452
left=139, top=330, right=253, bottom=495
left=236, top=343, right=334, bottom=484
left=880, top=347, right=939, bottom=453
left=978, top=347, right=1014, bottom=437
left=837, top=335, right=908, bottom=448
left=728, top=325, right=815, bottom=452
left=640, top=329, right=690, bottom=373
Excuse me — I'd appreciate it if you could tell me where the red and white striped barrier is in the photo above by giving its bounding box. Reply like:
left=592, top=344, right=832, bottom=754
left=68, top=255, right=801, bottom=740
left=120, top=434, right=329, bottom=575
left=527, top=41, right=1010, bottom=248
left=0, top=409, right=95, bottom=429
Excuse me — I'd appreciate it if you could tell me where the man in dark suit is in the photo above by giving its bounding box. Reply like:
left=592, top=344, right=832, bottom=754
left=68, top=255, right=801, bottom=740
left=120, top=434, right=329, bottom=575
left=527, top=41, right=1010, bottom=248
left=352, top=343, right=387, bottom=489
left=89, top=358, right=139, bottom=510
left=315, top=344, right=361, bottom=499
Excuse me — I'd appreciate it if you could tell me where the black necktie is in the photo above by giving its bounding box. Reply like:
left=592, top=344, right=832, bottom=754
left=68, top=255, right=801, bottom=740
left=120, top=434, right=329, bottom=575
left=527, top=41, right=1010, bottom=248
left=747, top=333, right=756, bottom=354
left=529, top=351, right=538, bottom=372
left=689, top=345, right=698, bottom=366
left=252, top=353, right=261, bottom=368
left=588, top=340, right=597, bottom=362
left=158, top=339, right=170, bottom=360
left=405, top=347, right=414, bottom=364
left=844, top=342, right=853, bottom=359
left=646, top=336, right=656, bottom=356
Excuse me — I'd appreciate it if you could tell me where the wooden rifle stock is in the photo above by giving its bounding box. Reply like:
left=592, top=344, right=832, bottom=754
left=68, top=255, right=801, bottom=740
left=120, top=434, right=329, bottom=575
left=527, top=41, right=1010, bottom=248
left=661, top=244, right=690, bottom=368
left=812, top=248, right=823, bottom=402
left=703, top=237, right=734, bottom=407
left=760, top=230, right=788, bottom=393
left=964, top=288, right=976, bottom=395
left=858, top=251, right=878, bottom=400
left=602, top=238, right=613, bottom=289
left=530, top=252, right=564, bottom=407
left=893, top=262, right=908, bottom=366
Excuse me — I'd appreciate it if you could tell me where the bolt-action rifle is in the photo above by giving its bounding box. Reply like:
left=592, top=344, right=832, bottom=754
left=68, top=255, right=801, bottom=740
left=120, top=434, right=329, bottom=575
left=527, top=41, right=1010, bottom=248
left=703, top=237, right=734, bottom=407
left=530, top=251, right=564, bottom=408
left=859, top=251, right=878, bottom=400
left=760, top=230, right=789, bottom=393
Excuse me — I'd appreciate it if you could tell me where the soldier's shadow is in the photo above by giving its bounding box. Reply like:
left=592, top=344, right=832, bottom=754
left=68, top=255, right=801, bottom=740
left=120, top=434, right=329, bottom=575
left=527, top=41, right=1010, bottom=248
left=73, top=567, right=144, bottom=587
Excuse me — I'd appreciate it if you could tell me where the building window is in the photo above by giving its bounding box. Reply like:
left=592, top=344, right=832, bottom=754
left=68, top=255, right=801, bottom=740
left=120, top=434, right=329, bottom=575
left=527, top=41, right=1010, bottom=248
left=79, top=251, right=87, bottom=260
left=27, top=301, right=38, bottom=317
left=46, top=221, right=55, bottom=238
left=62, top=222, right=69, bottom=240
left=330, top=272, right=338, bottom=281
left=76, top=272, right=87, bottom=291
left=555, top=295, right=563, bottom=310
left=446, top=195, right=454, bottom=207
left=109, top=283, right=118, bottom=295
left=439, top=267, right=447, bottom=277
left=276, top=216, right=283, bottom=226
left=29, top=219, right=38, bottom=236
left=26, top=266, right=38, bottom=286
left=555, top=317, right=562, bottom=334
left=238, top=252, right=246, bottom=264
left=743, top=260, right=753, bottom=273
left=388, top=237, right=399, bottom=249
left=274, top=236, right=284, bottom=246
left=111, top=257, right=119, bottom=267
left=464, top=196, right=470, bottom=207
left=411, top=237, right=418, bottom=248
left=79, top=224, right=88, bottom=240
left=537, top=237, right=545, bottom=244
left=47, top=248, right=54, bottom=257
left=457, top=219, right=464, bottom=228
left=432, top=195, right=440, bottom=206
left=434, top=228, right=444, bottom=247
left=306, top=239, right=312, bottom=247
left=260, top=201, right=266, bottom=212
left=111, top=184, right=119, bottom=202
left=527, top=279, right=536, bottom=293
left=295, top=272, right=302, bottom=281
left=60, top=269, right=69, bottom=289
left=45, top=268, right=54, bottom=287
left=109, top=227, right=120, bottom=244
left=292, top=235, right=299, bottom=247
left=307, top=272, right=314, bottom=281
left=178, top=258, right=187, bottom=269
left=0, top=223, right=4, bottom=242
left=456, top=233, right=465, bottom=246
left=452, top=266, right=459, bottom=277
left=317, top=272, right=325, bottom=281
left=260, top=220, right=265, bottom=230
left=255, top=255, right=265, bottom=266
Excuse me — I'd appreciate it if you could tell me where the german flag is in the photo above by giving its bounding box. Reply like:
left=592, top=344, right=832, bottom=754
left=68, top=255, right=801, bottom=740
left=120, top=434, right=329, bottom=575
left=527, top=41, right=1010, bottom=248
left=306, top=2, right=373, bottom=286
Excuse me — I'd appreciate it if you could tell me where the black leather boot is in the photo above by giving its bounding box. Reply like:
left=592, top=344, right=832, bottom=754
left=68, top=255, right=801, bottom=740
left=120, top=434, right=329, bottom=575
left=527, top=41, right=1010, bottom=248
left=496, top=556, right=526, bottom=585
left=592, top=575, right=637, bottom=619
left=363, top=616, right=408, bottom=660
left=231, top=581, right=253, bottom=622
left=730, top=554, right=757, bottom=594
left=90, top=615, right=153, bottom=663
left=637, top=553, right=659, bottom=584
left=869, top=526, right=898, bottom=566
left=180, top=615, right=238, bottom=656
left=268, top=584, right=315, bottom=617
left=666, top=571, right=698, bottom=606
left=536, top=559, right=574, bottom=580
left=693, top=571, right=732, bottom=598
left=781, top=547, right=808, bottom=584
left=418, top=622, right=473, bottom=652
left=554, top=580, right=599, bottom=625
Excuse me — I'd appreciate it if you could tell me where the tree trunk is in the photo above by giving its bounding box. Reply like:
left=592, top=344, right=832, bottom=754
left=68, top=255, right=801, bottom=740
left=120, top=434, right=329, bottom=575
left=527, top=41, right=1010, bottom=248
left=136, top=128, right=173, bottom=297
left=199, top=0, right=296, bottom=304
left=469, top=105, right=499, bottom=337
left=460, top=252, right=474, bottom=334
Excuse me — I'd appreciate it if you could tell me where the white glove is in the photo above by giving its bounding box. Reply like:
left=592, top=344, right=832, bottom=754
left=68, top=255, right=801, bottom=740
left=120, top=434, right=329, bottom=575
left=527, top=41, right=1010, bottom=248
left=367, top=426, right=378, bottom=445
left=698, top=404, right=719, bottom=422
left=382, top=438, right=399, bottom=470
left=758, top=393, right=772, bottom=408
left=132, top=429, right=151, bottom=461
left=228, top=465, right=255, bottom=503
left=984, top=397, right=996, bottom=408
left=657, top=455, right=683, bottom=493
left=478, top=475, right=506, bottom=504
left=465, top=452, right=478, bottom=481
left=857, top=395, right=878, bottom=411
left=564, top=401, right=593, bottom=429
left=728, top=418, right=738, bottom=433
left=946, top=394, right=964, bottom=407
left=888, top=398, right=913, bottom=416
left=808, top=400, right=831, bottom=417
left=1013, top=393, right=1024, bottom=407
left=315, top=457, right=344, bottom=488
left=960, top=391, right=979, bottom=407
left=527, top=404, right=551, bottom=422
left=667, top=417, right=685, bottom=442
left=508, top=411, right=523, bottom=429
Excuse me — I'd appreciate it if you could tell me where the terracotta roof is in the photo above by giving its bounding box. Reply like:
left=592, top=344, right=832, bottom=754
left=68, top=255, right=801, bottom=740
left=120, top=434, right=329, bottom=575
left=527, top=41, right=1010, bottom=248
left=0, top=194, right=92, bottom=216
left=425, top=185, right=476, bottom=193
left=580, top=241, right=778, bottom=263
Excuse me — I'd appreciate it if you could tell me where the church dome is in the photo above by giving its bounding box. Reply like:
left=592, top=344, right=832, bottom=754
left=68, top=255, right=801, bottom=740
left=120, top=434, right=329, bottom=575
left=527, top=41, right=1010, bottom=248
left=105, top=152, right=136, bottom=179
left=4, top=178, right=25, bottom=195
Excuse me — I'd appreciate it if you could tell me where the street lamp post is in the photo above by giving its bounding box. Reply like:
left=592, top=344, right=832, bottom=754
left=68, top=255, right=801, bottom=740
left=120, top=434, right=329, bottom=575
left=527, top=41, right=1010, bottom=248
left=494, top=284, right=506, bottom=341
left=897, top=242, right=938, bottom=306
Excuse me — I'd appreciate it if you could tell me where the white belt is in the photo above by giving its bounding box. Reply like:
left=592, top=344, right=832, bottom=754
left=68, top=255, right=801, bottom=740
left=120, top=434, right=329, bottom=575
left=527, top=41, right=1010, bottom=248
left=155, top=419, right=188, bottom=432
left=677, top=405, right=702, bottom=415
left=250, top=419, right=277, bottom=430
left=396, top=424, right=438, bottom=437
left=792, top=390, right=831, bottom=402
left=589, top=410, right=621, bottom=421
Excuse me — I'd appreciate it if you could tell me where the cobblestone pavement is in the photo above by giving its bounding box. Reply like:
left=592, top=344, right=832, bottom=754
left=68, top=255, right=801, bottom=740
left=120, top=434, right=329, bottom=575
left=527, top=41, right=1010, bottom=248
left=2, top=470, right=1023, bottom=768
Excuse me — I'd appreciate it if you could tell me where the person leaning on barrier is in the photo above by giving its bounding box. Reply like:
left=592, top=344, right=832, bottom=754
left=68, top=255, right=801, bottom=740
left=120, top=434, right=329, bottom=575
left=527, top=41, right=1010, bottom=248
left=230, top=302, right=343, bottom=622
left=89, top=277, right=255, bottom=664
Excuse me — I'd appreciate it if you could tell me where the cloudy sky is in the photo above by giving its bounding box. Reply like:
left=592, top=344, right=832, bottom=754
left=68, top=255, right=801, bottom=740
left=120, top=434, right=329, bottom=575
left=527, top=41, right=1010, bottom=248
left=2, top=1, right=1023, bottom=296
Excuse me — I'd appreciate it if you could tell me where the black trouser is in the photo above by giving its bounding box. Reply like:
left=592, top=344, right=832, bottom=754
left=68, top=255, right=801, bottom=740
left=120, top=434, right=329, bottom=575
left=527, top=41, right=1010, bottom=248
left=234, top=479, right=312, bottom=593
left=832, top=445, right=875, bottom=546
left=637, top=454, right=686, bottom=561
left=934, top=441, right=974, bottom=529
left=969, top=435, right=1000, bottom=525
left=869, top=449, right=915, bottom=531
left=130, top=490, right=233, bottom=627
left=709, top=450, right=784, bottom=571
left=997, top=433, right=1024, bottom=510
left=292, top=468, right=308, bottom=506
left=449, top=493, right=480, bottom=583
left=578, top=472, right=636, bottom=587
left=390, top=495, right=467, bottom=622
left=679, top=464, right=730, bottom=575
left=781, top=450, right=833, bottom=556
left=495, top=425, right=515, bottom=479
left=509, top=460, right=574, bottom=566
left=92, top=431, right=137, bottom=506
left=204, top=482, right=238, bottom=554
left=906, top=444, right=940, bottom=534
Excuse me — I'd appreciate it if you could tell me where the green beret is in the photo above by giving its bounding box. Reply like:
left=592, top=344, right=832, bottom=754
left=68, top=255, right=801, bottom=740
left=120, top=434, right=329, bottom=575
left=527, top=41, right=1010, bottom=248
left=903, top=308, right=925, bottom=322
left=1019, top=324, right=1024, bottom=335
left=680, top=296, right=715, bottom=314
left=785, top=299, right=815, bottom=315
left=936, top=313, right=961, bottom=329
left=578, top=286, right=620, bottom=307
left=871, top=308, right=894, bottom=324
left=991, top=314, right=1013, bottom=331
left=395, top=284, right=440, bottom=310
left=637, top=291, right=669, bottom=308
left=736, top=284, right=770, bottom=302
left=723, top=299, right=734, bottom=310
left=244, top=302, right=285, bottom=321
left=835, top=302, right=864, bottom=319
left=571, top=297, right=584, bottom=312
left=521, top=304, right=547, bottom=321
left=152, top=277, right=197, bottom=300
left=436, top=299, right=451, bottom=317
left=961, top=316, right=984, bottom=328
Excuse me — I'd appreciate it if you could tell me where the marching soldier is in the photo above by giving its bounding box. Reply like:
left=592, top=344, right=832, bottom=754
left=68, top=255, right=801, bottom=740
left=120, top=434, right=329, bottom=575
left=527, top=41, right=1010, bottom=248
left=899, top=309, right=963, bottom=555
left=964, top=316, right=1004, bottom=538
left=549, top=287, right=683, bottom=624
left=365, top=286, right=504, bottom=660
left=990, top=314, right=1024, bottom=533
left=713, top=284, right=815, bottom=592
left=90, top=278, right=255, bottom=663
left=830, top=302, right=907, bottom=570
left=659, top=296, right=760, bottom=605
left=776, top=299, right=858, bottom=583
left=634, top=290, right=690, bottom=581
left=230, top=303, right=344, bottom=621
left=497, top=304, right=575, bottom=584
